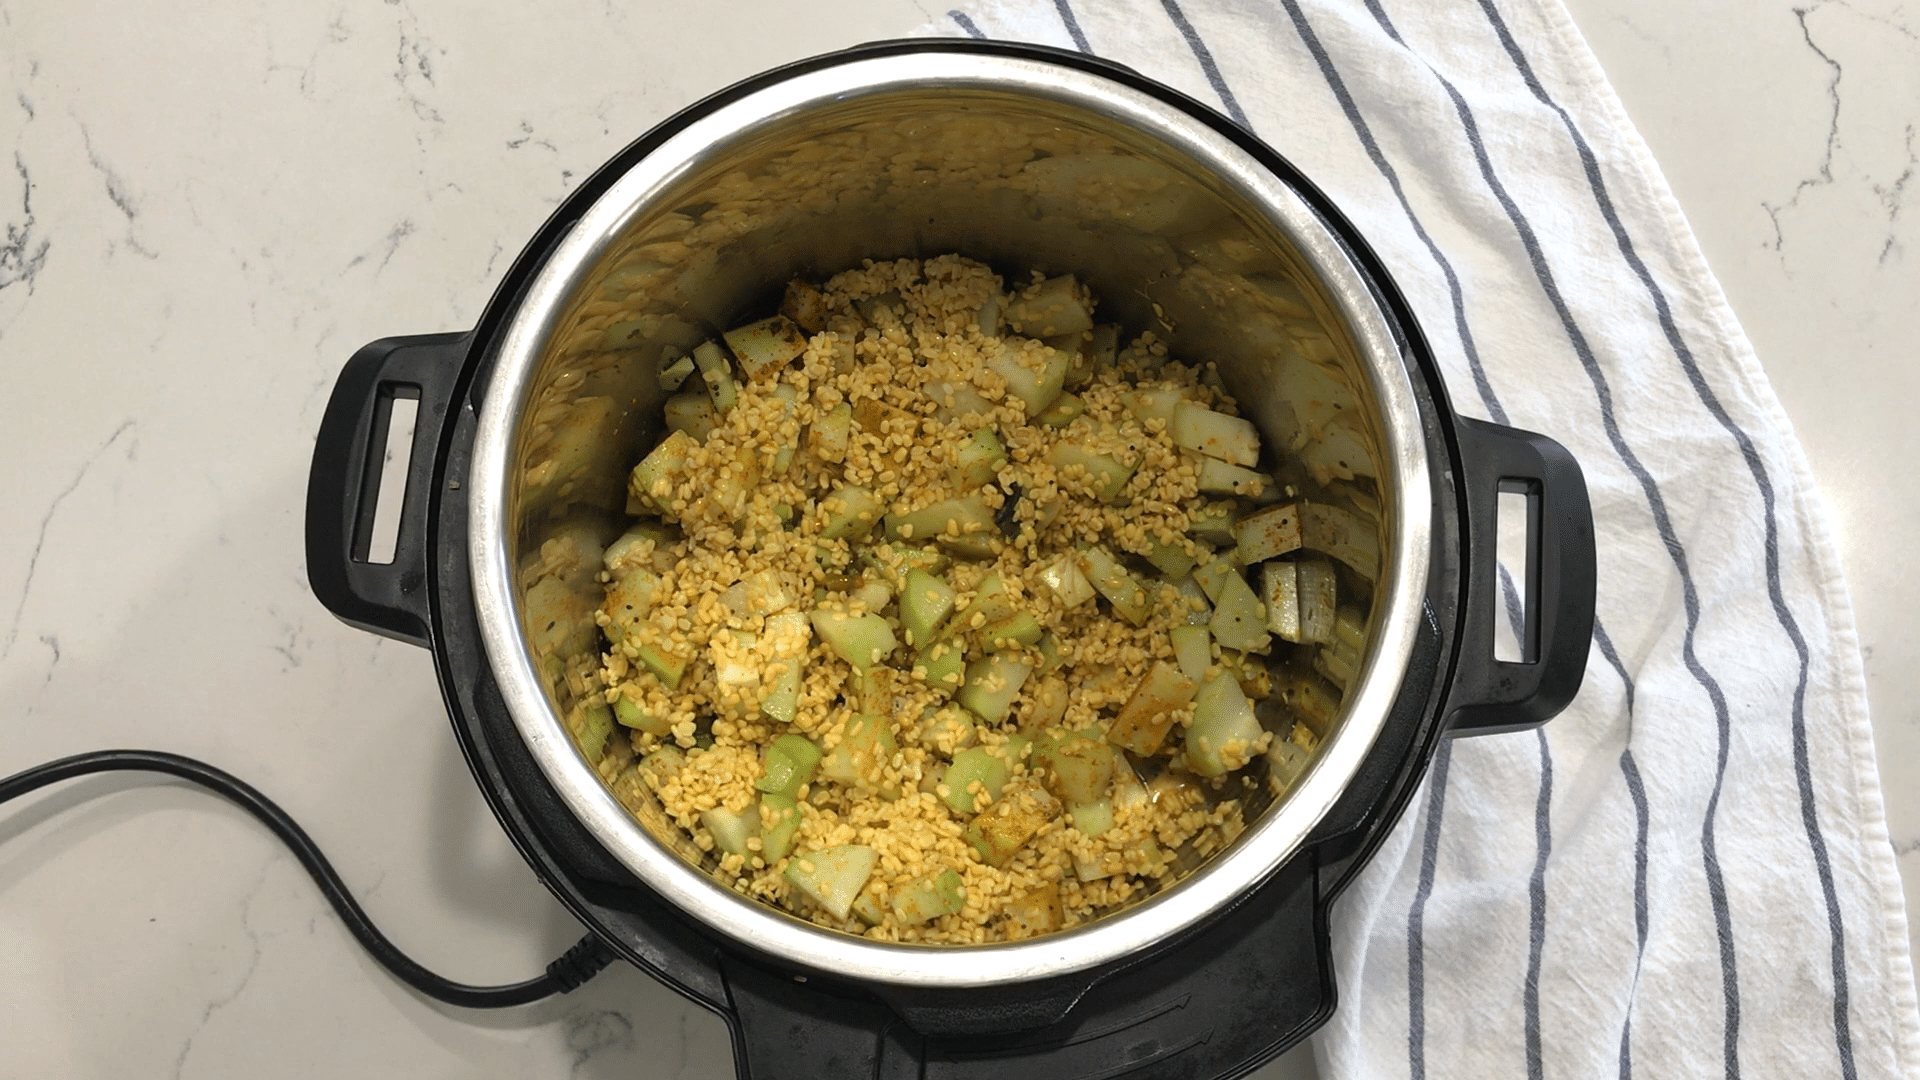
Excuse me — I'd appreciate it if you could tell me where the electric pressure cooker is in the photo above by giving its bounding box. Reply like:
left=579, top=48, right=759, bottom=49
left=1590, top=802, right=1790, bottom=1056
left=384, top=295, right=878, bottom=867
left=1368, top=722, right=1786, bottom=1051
left=305, top=38, right=1594, bottom=1080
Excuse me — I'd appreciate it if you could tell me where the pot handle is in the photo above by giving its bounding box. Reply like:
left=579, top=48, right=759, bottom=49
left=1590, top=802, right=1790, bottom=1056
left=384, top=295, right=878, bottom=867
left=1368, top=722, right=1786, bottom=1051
left=304, top=332, right=470, bottom=649
left=1444, top=417, right=1596, bottom=735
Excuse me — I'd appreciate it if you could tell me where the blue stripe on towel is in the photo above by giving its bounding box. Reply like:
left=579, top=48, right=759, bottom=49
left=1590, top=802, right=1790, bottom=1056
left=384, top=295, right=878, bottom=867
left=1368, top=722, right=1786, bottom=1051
left=1468, top=4, right=1857, bottom=1075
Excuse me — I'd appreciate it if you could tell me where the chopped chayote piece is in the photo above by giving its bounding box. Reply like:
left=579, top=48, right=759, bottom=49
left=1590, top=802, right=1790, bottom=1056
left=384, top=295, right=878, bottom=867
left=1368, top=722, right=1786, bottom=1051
left=755, top=733, right=823, bottom=798
left=784, top=845, right=878, bottom=921
left=1184, top=674, right=1267, bottom=778
left=1106, top=661, right=1200, bottom=757
left=701, top=802, right=760, bottom=859
left=723, top=314, right=808, bottom=381
left=942, top=745, right=1011, bottom=814
left=890, top=868, right=967, bottom=926
left=955, top=654, right=1033, bottom=725
left=810, top=609, right=897, bottom=673
left=900, top=569, right=956, bottom=647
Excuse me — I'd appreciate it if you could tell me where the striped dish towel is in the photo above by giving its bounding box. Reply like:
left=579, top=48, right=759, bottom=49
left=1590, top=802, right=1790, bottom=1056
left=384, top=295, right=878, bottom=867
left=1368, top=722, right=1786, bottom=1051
left=926, top=2, right=1920, bottom=1077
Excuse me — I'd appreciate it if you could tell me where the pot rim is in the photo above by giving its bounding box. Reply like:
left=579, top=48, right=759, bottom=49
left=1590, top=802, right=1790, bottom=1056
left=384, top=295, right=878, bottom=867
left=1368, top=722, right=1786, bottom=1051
left=468, top=48, right=1431, bottom=988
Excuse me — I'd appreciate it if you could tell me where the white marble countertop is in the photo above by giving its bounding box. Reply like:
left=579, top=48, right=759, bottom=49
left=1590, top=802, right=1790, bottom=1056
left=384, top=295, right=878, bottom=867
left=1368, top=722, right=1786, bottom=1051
left=0, top=2, right=1909, bottom=1077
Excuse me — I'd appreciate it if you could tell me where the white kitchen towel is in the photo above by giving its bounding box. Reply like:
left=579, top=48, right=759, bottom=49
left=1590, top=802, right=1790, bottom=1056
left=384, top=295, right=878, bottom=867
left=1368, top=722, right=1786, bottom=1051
left=923, top=2, right=1920, bottom=1078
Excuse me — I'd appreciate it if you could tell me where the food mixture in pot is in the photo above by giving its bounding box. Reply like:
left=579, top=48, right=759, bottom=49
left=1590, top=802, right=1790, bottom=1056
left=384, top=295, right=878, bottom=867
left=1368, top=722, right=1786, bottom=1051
left=546, top=255, right=1374, bottom=943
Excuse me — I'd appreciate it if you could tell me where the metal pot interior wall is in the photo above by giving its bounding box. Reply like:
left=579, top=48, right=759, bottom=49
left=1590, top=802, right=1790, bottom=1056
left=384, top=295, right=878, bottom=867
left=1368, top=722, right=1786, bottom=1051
left=486, top=64, right=1421, bottom=975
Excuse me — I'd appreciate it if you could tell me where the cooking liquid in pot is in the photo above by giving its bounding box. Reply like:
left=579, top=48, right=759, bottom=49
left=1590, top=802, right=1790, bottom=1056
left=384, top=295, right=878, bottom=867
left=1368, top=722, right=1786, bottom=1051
left=517, top=255, right=1379, bottom=944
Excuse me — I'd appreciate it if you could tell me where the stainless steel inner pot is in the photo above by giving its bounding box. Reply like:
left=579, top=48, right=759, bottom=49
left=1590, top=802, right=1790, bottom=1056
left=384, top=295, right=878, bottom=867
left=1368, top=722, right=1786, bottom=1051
left=467, top=51, right=1431, bottom=988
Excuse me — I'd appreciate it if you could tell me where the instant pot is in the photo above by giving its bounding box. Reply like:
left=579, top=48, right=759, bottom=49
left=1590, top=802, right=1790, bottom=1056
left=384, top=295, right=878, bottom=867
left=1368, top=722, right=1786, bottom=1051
left=305, top=39, right=1594, bottom=1080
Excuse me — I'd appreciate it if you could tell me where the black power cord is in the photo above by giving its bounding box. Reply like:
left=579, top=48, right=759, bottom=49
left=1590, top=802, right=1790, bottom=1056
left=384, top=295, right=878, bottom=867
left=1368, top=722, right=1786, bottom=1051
left=0, top=749, right=619, bottom=1008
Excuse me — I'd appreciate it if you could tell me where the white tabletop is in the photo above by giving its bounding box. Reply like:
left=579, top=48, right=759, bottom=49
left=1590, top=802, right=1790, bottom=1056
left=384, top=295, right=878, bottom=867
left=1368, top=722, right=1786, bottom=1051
left=0, top=2, right=1908, bottom=1077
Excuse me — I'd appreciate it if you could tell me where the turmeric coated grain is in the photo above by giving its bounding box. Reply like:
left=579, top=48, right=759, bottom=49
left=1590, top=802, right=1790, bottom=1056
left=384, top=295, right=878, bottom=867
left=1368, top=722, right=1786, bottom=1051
left=583, top=256, right=1356, bottom=944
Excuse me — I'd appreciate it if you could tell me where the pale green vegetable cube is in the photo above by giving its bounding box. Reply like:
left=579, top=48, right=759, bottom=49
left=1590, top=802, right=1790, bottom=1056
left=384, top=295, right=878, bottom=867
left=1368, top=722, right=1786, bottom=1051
left=818, top=485, right=884, bottom=541
left=637, top=745, right=685, bottom=789
left=760, top=612, right=809, bottom=724
left=1037, top=552, right=1096, bottom=608
left=1087, top=324, right=1121, bottom=372
left=977, top=292, right=1004, bottom=335
left=1045, top=443, right=1135, bottom=502
left=663, top=392, right=718, bottom=441
left=1107, top=661, right=1200, bottom=756
left=723, top=314, right=808, bottom=381
left=1170, top=624, right=1214, bottom=683
left=851, top=577, right=893, bottom=615
left=628, top=430, right=695, bottom=515
left=759, top=793, right=801, bottom=863
left=949, top=428, right=1007, bottom=491
left=926, top=380, right=997, bottom=421
left=861, top=545, right=951, bottom=591
left=914, top=641, right=968, bottom=697
left=884, top=496, right=998, bottom=558
left=1196, top=456, right=1270, bottom=499
left=1187, top=501, right=1239, bottom=546
left=820, top=713, right=900, bottom=798
left=572, top=701, right=613, bottom=761
left=1003, top=882, right=1064, bottom=938
left=1235, top=503, right=1304, bottom=564
left=942, top=746, right=1011, bottom=814
left=963, top=782, right=1060, bottom=868
left=1004, top=274, right=1093, bottom=337
left=981, top=611, right=1043, bottom=651
left=956, top=655, right=1033, bottom=725
left=1111, top=757, right=1149, bottom=813
left=783, top=845, right=878, bottom=920
left=900, top=569, right=956, bottom=647
left=852, top=889, right=887, bottom=927
left=601, top=564, right=661, bottom=643
left=755, top=733, right=823, bottom=797
left=1026, top=673, right=1069, bottom=730
left=1171, top=402, right=1261, bottom=466
left=810, top=609, right=897, bottom=672
left=1208, top=569, right=1271, bottom=653
left=602, top=522, right=676, bottom=575
left=1185, top=674, right=1267, bottom=778
left=1193, top=557, right=1239, bottom=603
left=1034, top=632, right=1066, bottom=673
left=1146, top=536, right=1200, bottom=579
left=1069, top=799, right=1114, bottom=839
left=810, top=402, right=852, bottom=463
left=946, top=573, right=1015, bottom=635
left=692, top=340, right=737, bottom=412
left=891, top=868, right=967, bottom=926
left=1076, top=546, right=1150, bottom=626
left=986, top=345, right=1069, bottom=416
left=710, top=630, right=761, bottom=705
left=1000, top=733, right=1034, bottom=768
left=657, top=349, right=696, bottom=392
left=1170, top=573, right=1213, bottom=626
left=1036, top=732, right=1114, bottom=805
left=701, top=802, right=760, bottom=858
left=614, top=693, right=671, bottom=736
left=634, top=638, right=692, bottom=690
left=719, top=569, right=798, bottom=619
left=1122, top=386, right=1185, bottom=427
left=769, top=383, right=801, bottom=475
left=1262, top=560, right=1301, bottom=641
left=1033, top=392, right=1085, bottom=428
